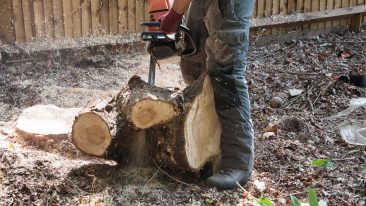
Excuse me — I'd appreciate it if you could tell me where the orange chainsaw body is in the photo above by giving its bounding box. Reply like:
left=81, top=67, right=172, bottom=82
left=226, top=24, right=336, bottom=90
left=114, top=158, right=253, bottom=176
left=147, top=0, right=173, bottom=31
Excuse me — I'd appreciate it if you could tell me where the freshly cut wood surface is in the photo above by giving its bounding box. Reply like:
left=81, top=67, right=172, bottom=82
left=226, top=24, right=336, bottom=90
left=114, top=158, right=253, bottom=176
left=16, top=105, right=81, bottom=138
left=72, top=95, right=117, bottom=157
left=148, top=76, right=221, bottom=171
left=72, top=111, right=113, bottom=157
left=117, top=75, right=179, bottom=129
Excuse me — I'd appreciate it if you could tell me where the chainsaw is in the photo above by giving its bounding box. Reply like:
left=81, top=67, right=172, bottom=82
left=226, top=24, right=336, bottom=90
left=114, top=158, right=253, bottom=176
left=141, top=0, right=197, bottom=85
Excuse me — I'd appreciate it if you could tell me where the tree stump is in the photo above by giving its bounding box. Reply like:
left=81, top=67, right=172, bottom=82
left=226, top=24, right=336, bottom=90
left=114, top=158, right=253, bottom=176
left=16, top=104, right=81, bottom=141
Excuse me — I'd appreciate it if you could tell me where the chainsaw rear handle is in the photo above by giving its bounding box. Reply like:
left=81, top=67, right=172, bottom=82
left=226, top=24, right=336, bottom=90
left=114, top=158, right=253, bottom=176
left=141, top=21, right=197, bottom=57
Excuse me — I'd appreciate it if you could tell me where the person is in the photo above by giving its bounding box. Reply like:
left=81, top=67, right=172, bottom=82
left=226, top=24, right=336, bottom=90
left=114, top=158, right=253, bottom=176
left=160, top=0, right=255, bottom=190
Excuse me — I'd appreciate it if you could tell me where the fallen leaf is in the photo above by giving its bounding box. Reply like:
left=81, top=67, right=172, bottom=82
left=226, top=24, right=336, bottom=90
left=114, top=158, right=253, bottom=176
left=338, top=49, right=353, bottom=59
left=264, top=123, right=279, bottom=133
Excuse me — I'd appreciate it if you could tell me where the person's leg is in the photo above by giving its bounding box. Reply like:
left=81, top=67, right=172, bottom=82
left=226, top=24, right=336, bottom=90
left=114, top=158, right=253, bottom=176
left=180, top=0, right=208, bottom=85
left=204, top=0, right=255, bottom=189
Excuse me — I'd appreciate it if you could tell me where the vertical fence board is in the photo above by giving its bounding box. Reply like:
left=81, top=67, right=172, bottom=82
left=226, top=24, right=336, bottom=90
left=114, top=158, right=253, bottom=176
left=0, top=0, right=15, bottom=43
left=318, top=0, right=327, bottom=28
left=33, top=0, right=45, bottom=39
left=295, top=0, right=304, bottom=31
left=326, top=0, right=335, bottom=27
left=310, top=0, right=319, bottom=29
left=118, top=0, right=128, bottom=32
left=271, top=0, right=280, bottom=34
left=22, top=0, right=33, bottom=41
left=333, top=0, right=342, bottom=26
left=13, top=0, right=26, bottom=42
left=63, top=0, right=73, bottom=38
left=253, top=0, right=257, bottom=17
left=91, top=0, right=101, bottom=34
left=128, top=0, right=136, bottom=31
left=81, top=0, right=91, bottom=36
left=288, top=0, right=296, bottom=13
left=303, top=0, right=311, bottom=30
left=72, top=0, right=81, bottom=37
left=44, top=0, right=54, bottom=38
left=136, top=0, right=145, bottom=32
left=264, top=0, right=273, bottom=34
left=358, top=0, right=366, bottom=22
left=341, top=0, right=350, bottom=25
left=100, top=0, right=109, bottom=33
left=265, top=0, right=273, bottom=16
left=297, top=0, right=304, bottom=12
left=109, top=0, right=119, bottom=34
left=53, top=0, right=64, bottom=38
left=280, top=0, right=287, bottom=15
left=145, top=0, right=149, bottom=22
left=350, top=0, right=357, bottom=6
left=257, top=0, right=265, bottom=18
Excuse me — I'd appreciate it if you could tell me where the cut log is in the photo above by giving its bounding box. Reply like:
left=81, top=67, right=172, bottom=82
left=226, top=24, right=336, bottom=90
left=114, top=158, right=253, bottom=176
left=117, top=75, right=180, bottom=129
left=72, top=76, right=180, bottom=159
left=71, top=75, right=222, bottom=171
left=148, top=76, right=222, bottom=171
left=72, top=95, right=118, bottom=157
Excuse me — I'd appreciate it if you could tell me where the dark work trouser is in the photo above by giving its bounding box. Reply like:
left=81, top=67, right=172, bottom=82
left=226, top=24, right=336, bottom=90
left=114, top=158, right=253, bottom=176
left=181, top=0, right=255, bottom=171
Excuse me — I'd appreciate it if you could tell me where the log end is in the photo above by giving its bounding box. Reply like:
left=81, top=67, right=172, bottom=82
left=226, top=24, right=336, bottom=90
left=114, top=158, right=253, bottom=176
left=131, top=100, right=178, bottom=129
left=72, top=112, right=112, bottom=157
left=184, top=77, right=221, bottom=170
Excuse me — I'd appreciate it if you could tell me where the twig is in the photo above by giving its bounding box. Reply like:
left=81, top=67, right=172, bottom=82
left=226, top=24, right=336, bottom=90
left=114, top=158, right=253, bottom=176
left=312, top=81, right=335, bottom=106
left=277, top=166, right=283, bottom=187
left=307, top=85, right=315, bottom=116
left=7, top=197, right=13, bottom=206
left=289, top=190, right=307, bottom=196
left=273, top=68, right=322, bottom=76
left=333, top=157, right=356, bottom=161
left=284, top=93, right=306, bottom=108
left=153, top=160, right=203, bottom=191
left=144, top=163, right=162, bottom=188
left=65, top=178, right=84, bottom=194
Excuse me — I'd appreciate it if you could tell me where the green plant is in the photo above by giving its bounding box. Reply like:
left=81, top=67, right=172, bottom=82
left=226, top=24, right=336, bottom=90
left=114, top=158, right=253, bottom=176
left=289, top=195, right=301, bottom=206
left=257, top=197, right=274, bottom=206
left=362, top=166, right=366, bottom=173
left=307, top=188, right=319, bottom=206
left=289, top=188, right=321, bottom=206
left=311, top=159, right=334, bottom=169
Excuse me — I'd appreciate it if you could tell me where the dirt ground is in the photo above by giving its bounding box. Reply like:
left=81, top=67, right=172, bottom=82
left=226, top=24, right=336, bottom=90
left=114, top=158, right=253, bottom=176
left=1, top=26, right=366, bottom=205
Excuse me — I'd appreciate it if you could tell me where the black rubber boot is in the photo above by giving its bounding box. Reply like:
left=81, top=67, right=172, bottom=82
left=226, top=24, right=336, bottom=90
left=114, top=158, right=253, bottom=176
left=206, top=169, right=252, bottom=190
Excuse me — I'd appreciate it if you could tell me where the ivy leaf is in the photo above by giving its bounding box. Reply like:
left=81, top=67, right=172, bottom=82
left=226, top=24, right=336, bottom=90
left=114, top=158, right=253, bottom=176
left=311, top=159, right=334, bottom=169
left=362, top=166, right=366, bottom=173
left=257, top=197, right=275, bottom=206
left=308, top=188, right=319, bottom=206
left=290, top=195, right=302, bottom=206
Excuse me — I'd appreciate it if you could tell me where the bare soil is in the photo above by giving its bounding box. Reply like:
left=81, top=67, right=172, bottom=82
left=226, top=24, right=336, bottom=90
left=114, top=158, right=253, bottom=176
left=1, top=27, right=366, bottom=205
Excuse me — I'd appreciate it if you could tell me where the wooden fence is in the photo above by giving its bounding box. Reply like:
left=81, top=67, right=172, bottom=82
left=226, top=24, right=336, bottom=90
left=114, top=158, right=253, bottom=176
left=0, top=0, right=365, bottom=44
